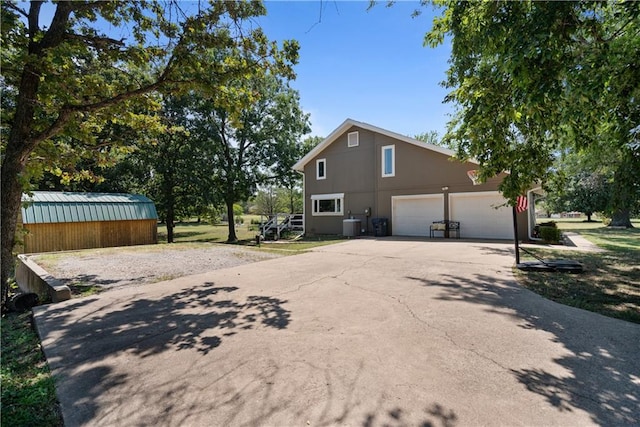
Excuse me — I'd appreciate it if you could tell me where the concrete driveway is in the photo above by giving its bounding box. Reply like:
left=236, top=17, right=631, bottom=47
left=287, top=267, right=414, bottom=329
left=34, top=239, right=640, bottom=426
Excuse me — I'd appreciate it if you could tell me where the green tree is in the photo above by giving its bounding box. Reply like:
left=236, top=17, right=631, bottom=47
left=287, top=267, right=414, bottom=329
left=414, top=130, right=440, bottom=146
left=0, top=1, right=299, bottom=306
left=547, top=171, right=611, bottom=222
left=190, top=74, right=309, bottom=242
left=300, top=135, right=324, bottom=157
left=140, top=95, right=220, bottom=243
left=545, top=150, right=612, bottom=222
left=426, top=1, right=639, bottom=226
left=253, top=186, right=290, bottom=216
left=571, top=173, right=611, bottom=222
left=269, top=134, right=319, bottom=214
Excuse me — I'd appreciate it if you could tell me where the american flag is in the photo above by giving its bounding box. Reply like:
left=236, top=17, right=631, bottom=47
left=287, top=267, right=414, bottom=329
left=516, top=195, right=528, bottom=213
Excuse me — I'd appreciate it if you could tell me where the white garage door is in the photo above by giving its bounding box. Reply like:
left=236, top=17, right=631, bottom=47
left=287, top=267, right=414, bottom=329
left=449, top=192, right=513, bottom=240
left=392, top=195, right=444, bottom=237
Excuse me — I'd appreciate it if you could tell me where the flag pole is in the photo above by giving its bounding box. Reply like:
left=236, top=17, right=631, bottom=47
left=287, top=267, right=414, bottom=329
left=512, top=205, right=520, bottom=265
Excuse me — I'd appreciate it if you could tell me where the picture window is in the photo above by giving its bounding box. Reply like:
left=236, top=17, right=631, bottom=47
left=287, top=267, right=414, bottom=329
left=311, top=193, right=344, bottom=216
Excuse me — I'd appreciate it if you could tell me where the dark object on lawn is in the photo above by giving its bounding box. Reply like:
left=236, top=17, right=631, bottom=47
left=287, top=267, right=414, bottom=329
left=517, top=260, right=584, bottom=273
left=517, top=247, right=583, bottom=273
left=8, top=292, right=40, bottom=312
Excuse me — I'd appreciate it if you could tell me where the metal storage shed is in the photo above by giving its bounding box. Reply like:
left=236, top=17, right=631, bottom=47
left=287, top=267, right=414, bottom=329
left=19, top=191, right=158, bottom=253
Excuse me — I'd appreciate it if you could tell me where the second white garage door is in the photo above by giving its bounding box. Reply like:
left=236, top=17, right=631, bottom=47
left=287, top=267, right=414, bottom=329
left=392, top=194, right=444, bottom=237
left=449, top=191, right=513, bottom=240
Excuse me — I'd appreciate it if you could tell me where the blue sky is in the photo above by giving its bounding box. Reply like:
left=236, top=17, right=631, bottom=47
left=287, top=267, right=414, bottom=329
left=32, top=1, right=452, bottom=140
left=256, top=1, right=453, bottom=138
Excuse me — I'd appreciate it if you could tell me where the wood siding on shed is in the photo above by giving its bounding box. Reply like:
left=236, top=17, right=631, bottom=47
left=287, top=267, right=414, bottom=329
left=21, top=220, right=157, bottom=254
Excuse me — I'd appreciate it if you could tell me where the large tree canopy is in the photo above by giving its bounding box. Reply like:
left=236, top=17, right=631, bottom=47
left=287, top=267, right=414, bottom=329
left=189, top=72, right=310, bottom=242
left=426, top=1, right=639, bottom=224
left=0, top=0, right=299, bottom=306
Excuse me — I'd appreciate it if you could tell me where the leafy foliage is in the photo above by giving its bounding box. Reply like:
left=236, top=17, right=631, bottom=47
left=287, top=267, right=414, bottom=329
left=252, top=186, right=301, bottom=216
left=188, top=73, right=310, bottom=242
left=271, top=135, right=322, bottom=214
left=538, top=226, right=562, bottom=244
left=414, top=130, right=440, bottom=146
left=0, top=1, right=300, bottom=305
left=545, top=151, right=612, bottom=220
left=426, top=1, right=640, bottom=218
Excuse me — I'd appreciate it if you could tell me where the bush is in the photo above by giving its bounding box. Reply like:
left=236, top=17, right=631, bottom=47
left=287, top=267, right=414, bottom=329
left=539, top=226, right=562, bottom=243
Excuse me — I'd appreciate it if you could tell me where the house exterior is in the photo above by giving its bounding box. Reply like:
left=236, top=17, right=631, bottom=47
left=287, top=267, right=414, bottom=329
left=292, top=119, right=530, bottom=240
left=18, top=191, right=158, bottom=253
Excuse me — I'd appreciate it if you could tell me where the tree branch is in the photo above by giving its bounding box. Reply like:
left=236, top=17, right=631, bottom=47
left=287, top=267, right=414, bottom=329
left=3, top=2, right=29, bottom=19
left=32, top=43, right=182, bottom=146
left=65, top=33, right=125, bottom=50
left=27, top=1, right=43, bottom=45
left=36, top=1, right=73, bottom=51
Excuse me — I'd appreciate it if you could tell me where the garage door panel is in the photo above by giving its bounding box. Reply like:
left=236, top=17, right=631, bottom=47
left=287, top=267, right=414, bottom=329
left=392, top=196, right=443, bottom=237
left=450, top=193, right=513, bottom=240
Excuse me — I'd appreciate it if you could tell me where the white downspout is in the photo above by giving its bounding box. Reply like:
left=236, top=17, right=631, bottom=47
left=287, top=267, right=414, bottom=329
left=528, top=187, right=543, bottom=241
left=297, top=170, right=305, bottom=235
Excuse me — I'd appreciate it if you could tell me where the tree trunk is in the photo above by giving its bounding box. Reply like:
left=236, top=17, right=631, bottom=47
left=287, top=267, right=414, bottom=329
left=165, top=182, right=176, bottom=243
left=1, top=2, right=74, bottom=308
left=609, top=209, right=633, bottom=228
left=0, top=159, right=26, bottom=308
left=226, top=199, right=237, bottom=242
left=586, top=213, right=593, bottom=222
left=1, top=67, right=43, bottom=308
left=166, top=206, right=175, bottom=243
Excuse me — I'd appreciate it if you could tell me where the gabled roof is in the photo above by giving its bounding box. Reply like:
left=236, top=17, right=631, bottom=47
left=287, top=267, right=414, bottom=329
left=21, top=191, right=158, bottom=224
left=293, top=118, right=474, bottom=172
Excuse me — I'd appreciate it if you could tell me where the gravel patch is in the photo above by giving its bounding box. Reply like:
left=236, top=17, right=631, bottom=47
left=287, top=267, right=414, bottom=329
left=29, top=244, right=283, bottom=292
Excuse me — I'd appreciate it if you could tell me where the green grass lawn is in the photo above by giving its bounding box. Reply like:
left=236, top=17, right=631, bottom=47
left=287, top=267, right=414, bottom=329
left=158, top=220, right=257, bottom=243
left=556, top=218, right=640, bottom=252
left=515, top=218, right=640, bottom=323
left=1, top=312, right=62, bottom=427
left=158, top=220, right=348, bottom=252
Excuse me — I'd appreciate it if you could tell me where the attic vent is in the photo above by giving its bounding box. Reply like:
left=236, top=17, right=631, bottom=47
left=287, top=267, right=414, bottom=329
left=347, top=131, right=359, bottom=147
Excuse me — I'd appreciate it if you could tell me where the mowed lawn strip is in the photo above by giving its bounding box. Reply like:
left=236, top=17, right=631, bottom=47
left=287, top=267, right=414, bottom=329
left=515, top=219, right=640, bottom=324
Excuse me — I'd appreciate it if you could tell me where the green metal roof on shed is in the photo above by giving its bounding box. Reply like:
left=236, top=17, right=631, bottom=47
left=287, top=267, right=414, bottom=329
left=21, top=192, right=158, bottom=224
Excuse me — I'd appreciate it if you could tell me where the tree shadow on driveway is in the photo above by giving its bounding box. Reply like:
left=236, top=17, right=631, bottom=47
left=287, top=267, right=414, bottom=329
left=406, top=272, right=640, bottom=426
left=38, top=282, right=290, bottom=362
left=34, top=282, right=291, bottom=425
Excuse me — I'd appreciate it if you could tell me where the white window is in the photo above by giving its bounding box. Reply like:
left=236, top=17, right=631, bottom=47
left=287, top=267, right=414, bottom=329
left=316, top=158, right=326, bottom=180
left=311, top=193, right=344, bottom=216
left=348, top=131, right=359, bottom=147
left=382, top=145, right=395, bottom=177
